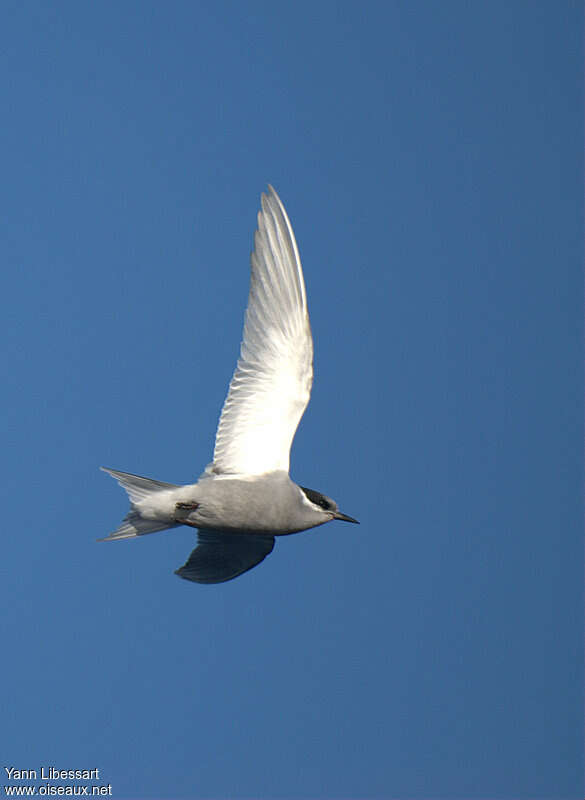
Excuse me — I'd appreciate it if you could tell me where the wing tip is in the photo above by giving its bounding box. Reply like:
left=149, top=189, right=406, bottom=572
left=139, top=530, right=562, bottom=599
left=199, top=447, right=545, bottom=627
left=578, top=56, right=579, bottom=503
left=262, top=184, right=286, bottom=219
left=266, top=183, right=279, bottom=202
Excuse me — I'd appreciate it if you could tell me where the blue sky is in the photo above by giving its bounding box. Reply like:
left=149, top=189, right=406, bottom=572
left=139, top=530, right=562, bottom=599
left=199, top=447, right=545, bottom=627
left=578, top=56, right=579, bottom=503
left=1, top=1, right=582, bottom=798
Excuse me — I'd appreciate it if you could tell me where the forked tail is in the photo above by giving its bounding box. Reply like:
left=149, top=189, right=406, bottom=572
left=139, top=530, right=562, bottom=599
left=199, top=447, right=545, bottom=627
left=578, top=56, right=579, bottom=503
left=99, top=467, right=180, bottom=541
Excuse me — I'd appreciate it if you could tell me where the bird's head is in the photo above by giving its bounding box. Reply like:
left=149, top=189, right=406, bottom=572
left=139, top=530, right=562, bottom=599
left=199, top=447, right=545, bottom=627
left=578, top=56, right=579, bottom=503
left=300, top=486, right=359, bottom=525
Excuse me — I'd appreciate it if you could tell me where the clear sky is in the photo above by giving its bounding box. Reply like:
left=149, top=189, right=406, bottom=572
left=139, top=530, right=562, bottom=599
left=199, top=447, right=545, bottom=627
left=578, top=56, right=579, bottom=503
left=1, top=2, right=582, bottom=799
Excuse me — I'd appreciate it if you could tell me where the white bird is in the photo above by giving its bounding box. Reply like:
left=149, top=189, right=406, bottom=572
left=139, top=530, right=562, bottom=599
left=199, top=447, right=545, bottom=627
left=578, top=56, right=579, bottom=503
left=101, top=186, right=358, bottom=583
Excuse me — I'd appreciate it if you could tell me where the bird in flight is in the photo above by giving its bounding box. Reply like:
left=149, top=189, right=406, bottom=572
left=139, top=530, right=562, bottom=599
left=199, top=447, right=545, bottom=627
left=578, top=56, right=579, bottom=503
left=101, top=186, right=358, bottom=583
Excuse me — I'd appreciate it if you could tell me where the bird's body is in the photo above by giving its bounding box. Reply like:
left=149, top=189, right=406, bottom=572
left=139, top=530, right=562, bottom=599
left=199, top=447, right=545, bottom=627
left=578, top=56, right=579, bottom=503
left=104, top=468, right=330, bottom=535
left=101, top=186, right=357, bottom=583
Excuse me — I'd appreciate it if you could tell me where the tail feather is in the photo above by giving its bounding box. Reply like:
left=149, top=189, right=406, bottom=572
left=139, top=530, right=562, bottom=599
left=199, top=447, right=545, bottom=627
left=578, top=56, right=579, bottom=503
left=100, top=467, right=178, bottom=504
left=98, top=511, right=176, bottom=541
left=100, top=466, right=180, bottom=542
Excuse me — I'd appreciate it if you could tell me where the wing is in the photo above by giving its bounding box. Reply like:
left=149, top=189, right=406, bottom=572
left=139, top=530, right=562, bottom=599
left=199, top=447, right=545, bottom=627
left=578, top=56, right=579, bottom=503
left=211, top=186, right=313, bottom=475
left=175, top=531, right=275, bottom=584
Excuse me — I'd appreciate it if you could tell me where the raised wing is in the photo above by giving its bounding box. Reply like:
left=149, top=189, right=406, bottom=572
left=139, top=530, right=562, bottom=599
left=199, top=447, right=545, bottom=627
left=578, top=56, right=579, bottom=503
left=175, top=531, right=275, bottom=584
left=211, top=186, right=313, bottom=475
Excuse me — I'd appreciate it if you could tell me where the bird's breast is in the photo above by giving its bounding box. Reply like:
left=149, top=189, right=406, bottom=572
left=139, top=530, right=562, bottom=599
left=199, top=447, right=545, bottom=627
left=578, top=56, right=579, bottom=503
left=181, top=474, right=308, bottom=534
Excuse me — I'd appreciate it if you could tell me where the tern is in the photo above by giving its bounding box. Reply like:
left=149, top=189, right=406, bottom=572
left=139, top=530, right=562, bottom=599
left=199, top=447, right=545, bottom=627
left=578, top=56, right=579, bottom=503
left=101, top=186, right=358, bottom=583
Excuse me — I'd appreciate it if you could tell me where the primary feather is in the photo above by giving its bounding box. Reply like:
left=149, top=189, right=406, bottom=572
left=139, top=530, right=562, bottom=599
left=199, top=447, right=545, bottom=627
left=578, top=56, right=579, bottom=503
left=211, top=185, right=313, bottom=475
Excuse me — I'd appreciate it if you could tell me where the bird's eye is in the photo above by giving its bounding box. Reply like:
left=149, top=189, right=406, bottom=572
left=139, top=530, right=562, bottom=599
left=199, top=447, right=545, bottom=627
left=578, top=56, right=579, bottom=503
left=301, top=486, right=333, bottom=511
